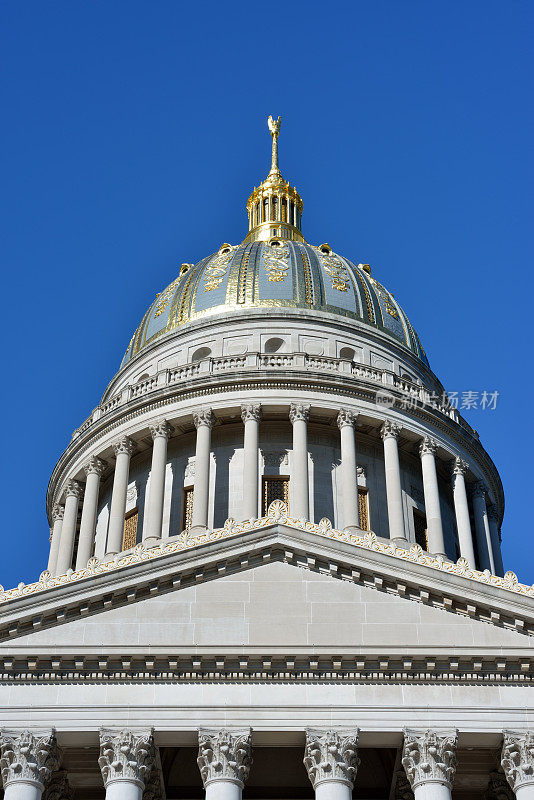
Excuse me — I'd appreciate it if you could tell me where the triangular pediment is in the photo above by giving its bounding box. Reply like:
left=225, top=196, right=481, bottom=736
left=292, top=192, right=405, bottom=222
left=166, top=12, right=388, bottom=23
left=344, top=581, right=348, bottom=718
left=1, top=519, right=533, bottom=683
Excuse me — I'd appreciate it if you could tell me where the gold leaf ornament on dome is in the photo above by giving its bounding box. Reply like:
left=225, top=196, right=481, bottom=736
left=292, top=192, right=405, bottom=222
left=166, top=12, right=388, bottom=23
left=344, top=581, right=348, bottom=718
left=369, top=275, right=398, bottom=318
left=263, top=240, right=290, bottom=282
left=154, top=277, right=180, bottom=318
left=204, top=246, right=236, bottom=292
left=316, top=248, right=350, bottom=292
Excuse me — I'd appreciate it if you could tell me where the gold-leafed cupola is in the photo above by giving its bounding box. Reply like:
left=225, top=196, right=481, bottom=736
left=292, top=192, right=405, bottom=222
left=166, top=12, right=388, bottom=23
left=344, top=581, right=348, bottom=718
left=244, top=116, right=305, bottom=243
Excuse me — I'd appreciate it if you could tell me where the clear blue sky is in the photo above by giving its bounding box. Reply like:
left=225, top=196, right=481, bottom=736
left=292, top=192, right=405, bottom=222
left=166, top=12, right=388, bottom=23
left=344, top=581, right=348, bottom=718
left=1, top=1, right=532, bottom=589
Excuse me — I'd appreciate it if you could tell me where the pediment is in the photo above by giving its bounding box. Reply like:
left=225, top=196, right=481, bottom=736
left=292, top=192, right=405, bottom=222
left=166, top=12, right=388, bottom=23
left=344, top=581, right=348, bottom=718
left=1, top=518, right=533, bottom=684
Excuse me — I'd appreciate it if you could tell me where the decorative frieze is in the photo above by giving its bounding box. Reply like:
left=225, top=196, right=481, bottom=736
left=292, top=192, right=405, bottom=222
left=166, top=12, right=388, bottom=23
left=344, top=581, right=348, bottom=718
left=98, top=728, right=155, bottom=788
left=303, top=728, right=359, bottom=788
left=0, top=729, right=59, bottom=790
left=501, top=731, right=534, bottom=793
left=402, top=729, right=458, bottom=790
left=197, top=728, right=252, bottom=787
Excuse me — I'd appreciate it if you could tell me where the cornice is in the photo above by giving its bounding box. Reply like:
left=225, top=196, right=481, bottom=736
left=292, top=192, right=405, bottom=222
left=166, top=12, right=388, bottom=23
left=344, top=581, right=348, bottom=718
left=46, top=361, right=503, bottom=521
left=1, top=508, right=532, bottom=642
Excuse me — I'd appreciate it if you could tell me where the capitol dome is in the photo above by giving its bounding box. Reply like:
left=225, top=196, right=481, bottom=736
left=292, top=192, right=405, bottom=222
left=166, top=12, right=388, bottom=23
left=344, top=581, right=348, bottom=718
left=121, top=241, right=428, bottom=368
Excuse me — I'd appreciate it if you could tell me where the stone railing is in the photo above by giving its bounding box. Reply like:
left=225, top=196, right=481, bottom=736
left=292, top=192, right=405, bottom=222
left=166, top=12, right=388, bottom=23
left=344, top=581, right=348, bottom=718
left=72, top=353, right=467, bottom=439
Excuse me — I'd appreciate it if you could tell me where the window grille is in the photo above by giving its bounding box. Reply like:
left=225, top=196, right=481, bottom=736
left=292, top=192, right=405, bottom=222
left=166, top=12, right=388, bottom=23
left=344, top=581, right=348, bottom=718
left=182, top=486, right=194, bottom=532
left=358, top=487, right=370, bottom=531
left=122, top=508, right=138, bottom=550
left=262, top=476, right=289, bottom=515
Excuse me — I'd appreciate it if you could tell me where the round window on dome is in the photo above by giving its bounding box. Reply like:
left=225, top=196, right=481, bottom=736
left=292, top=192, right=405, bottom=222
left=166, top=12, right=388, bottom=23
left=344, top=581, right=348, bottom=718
left=264, top=337, right=285, bottom=354
left=269, top=237, right=282, bottom=248
left=319, top=243, right=332, bottom=255
left=192, top=346, right=212, bottom=362
left=339, top=347, right=355, bottom=361
left=218, top=243, right=232, bottom=255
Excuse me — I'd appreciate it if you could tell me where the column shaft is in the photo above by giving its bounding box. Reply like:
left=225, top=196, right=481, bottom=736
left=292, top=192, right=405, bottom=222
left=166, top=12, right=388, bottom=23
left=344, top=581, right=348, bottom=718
left=290, top=404, right=310, bottom=520
left=488, top=505, right=504, bottom=577
left=419, top=438, right=446, bottom=556
left=56, top=482, right=82, bottom=575
left=204, top=782, right=243, bottom=800
left=47, top=506, right=64, bottom=575
left=191, top=410, right=214, bottom=532
left=76, top=457, right=106, bottom=570
left=241, top=405, right=261, bottom=520
left=338, top=410, right=359, bottom=531
left=472, top=483, right=495, bottom=572
left=451, top=459, right=476, bottom=567
left=103, top=783, right=143, bottom=800
left=412, top=786, right=451, bottom=800
left=314, top=783, right=352, bottom=800
left=144, top=421, right=172, bottom=544
left=380, top=422, right=406, bottom=541
left=107, top=437, right=134, bottom=556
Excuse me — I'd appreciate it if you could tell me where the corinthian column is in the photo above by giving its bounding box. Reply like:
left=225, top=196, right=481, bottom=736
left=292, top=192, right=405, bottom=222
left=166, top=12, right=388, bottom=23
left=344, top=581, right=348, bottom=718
left=289, top=403, right=310, bottom=520
left=56, top=480, right=83, bottom=575
left=487, top=504, right=505, bottom=577
left=42, top=770, right=74, bottom=800
left=197, top=728, right=252, bottom=800
left=502, top=731, right=534, bottom=799
left=47, top=505, right=64, bottom=575
left=241, top=404, right=262, bottom=520
left=106, top=436, right=135, bottom=557
left=450, top=457, right=476, bottom=567
left=98, top=729, right=155, bottom=800
left=191, top=409, right=214, bottom=533
left=304, top=728, right=360, bottom=800
left=337, top=409, right=360, bottom=532
left=144, top=419, right=173, bottom=546
left=471, top=481, right=495, bottom=572
left=402, top=729, right=458, bottom=800
left=380, top=420, right=406, bottom=541
left=76, top=457, right=106, bottom=570
left=419, top=437, right=446, bottom=557
left=0, top=729, right=59, bottom=800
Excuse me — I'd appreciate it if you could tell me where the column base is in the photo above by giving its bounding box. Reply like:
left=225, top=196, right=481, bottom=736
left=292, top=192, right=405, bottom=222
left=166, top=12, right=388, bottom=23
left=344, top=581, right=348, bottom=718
left=343, top=525, right=361, bottom=534
left=142, top=536, right=161, bottom=550
left=103, top=551, right=119, bottom=562
left=391, top=537, right=410, bottom=549
left=189, top=525, right=208, bottom=536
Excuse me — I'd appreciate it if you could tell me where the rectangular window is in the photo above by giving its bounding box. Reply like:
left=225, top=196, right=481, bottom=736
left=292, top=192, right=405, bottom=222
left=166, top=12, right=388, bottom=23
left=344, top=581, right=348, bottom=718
left=262, top=476, right=290, bottom=515
left=358, top=487, right=370, bottom=531
left=122, top=508, right=138, bottom=550
left=413, top=508, right=428, bottom=550
left=182, top=486, right=194, bottom=532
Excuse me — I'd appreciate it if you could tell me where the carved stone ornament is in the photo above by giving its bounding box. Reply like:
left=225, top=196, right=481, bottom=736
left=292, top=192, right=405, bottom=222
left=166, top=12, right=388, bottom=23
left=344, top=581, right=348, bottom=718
left=42, top=769, right=74, bottom=800
left=112, top=436, right=135, bottom=457
left=380, top=420, right=402, bottom=440
left=98, top=729, right=155, bottom=788
left=303, top=728, right=360, bottom=789
left=484, top=770, right=515, bottom=800
left=197, top=728, right=252, bottom=788
left=0, top=729, right=60, bottom=790
left=83, top=456, right=107, bottom=477
left=193, top=409, right=214, bottom=429
left=142, top=764, right=164, bottom=800
left=402, top=729, right=458, bottom=790
left=289, top=403, right=310, bottom=424
left=337, top=408, right=357, bottom=429
left=64, top=479, right=83, bottom=499
left=451, top=456, right=469, bottom=477
left=149, top=419, right=173, bottom=440
left=51, top=504, right=64, bottom=522
left=241, top=403, right=262, bottom=423
left=472, top=480, right=488, bottom=500
left=263, top=451, right=288, bottom=469
left=501, top=731, right=534, bottom=792
left=419, top=436, right=437, bottom=458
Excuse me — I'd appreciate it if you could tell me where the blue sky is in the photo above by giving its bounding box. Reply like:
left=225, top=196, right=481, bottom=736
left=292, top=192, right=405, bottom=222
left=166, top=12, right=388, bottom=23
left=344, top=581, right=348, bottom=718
left=1, top=0, right=532, bottom=589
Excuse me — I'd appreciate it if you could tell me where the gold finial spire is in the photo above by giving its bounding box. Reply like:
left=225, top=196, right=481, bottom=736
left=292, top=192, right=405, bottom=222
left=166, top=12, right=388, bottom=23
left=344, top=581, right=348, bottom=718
left=243, top=116, right=304, bottom=244
left=268, top=115, right=282, bottom=175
